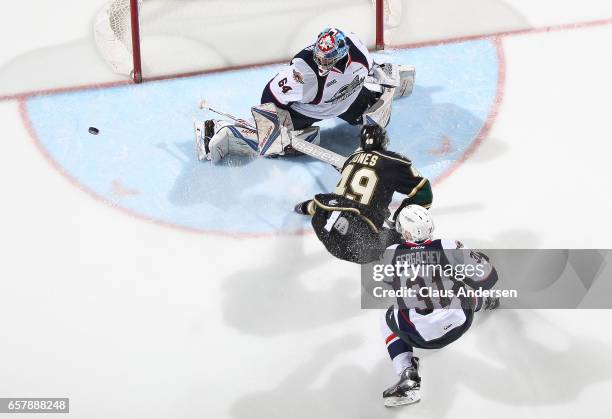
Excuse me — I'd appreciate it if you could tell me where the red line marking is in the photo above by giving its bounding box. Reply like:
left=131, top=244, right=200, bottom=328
left=428, top=136, right=453, bottom=156
left=432, top=36, right=506, bottom=187
left=2, top=17, right=611, bottom=102
left=111, top=179, right=140, bottom=197
left=0, top=58, right=288, bottom=102
left=10, top=16, right=609, bottom=237
left=8, top=37, right=504, bottom=238
left=389, top=16, right=612, bottom=50
left=18, top=99, right=310, bottom=238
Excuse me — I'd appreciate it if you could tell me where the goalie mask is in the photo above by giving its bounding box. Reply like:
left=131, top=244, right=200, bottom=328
left=314, top=28, right=349, bottom=76
left=360, top=124, right=389, bottom=151
left=395, top=205, right=434, bottom=243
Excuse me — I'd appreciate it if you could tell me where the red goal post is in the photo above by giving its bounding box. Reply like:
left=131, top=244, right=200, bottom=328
left=376, top=0, right=385, bottom=50
left=130, top=0, right=143, bottom=83
left=94, top=0, right=398, bottom=83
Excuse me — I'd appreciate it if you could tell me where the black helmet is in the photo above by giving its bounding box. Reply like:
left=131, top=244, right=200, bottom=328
left=360, top=124, right=389, bottom=151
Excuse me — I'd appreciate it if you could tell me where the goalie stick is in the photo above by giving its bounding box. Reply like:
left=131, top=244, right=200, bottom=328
left=197, top=100, right=347, bottom=169
left=289, top=137, right=346, bottom=170
left=198, top=100, right=256, bottom=130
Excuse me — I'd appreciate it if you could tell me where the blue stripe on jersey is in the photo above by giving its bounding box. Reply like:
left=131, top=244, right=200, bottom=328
left=387, top=338, right=413, bottom=360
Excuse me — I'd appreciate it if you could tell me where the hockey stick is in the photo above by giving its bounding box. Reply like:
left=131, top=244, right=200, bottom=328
left=198, top=100, right=348, bottom=169
left=198, top=100, right=256, bottom=130
left=290, top=137, right=347, bottom=170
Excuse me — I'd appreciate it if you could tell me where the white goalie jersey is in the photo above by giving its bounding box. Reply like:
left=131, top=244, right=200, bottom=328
left=262, top=33, right=374, bottom=120
left=195, top=32, right=415, bottom=164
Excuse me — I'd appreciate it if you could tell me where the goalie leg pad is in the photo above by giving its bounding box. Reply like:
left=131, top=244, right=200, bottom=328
left=198, top=120, right=258, bottom=163
left=251, top=103, right=294, bottom=157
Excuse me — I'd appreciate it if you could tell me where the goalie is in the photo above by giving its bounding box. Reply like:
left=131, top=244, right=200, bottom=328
left=194, top=27, right=416, bottom=163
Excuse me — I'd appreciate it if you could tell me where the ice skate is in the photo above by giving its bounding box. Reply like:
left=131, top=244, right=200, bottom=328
left=483, top=296, right=500, bottom=311
left=383, top=357, right=421, bottom=407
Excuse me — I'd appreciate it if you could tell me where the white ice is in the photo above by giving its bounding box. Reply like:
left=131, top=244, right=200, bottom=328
left=1, top=1, right=612, bottom=418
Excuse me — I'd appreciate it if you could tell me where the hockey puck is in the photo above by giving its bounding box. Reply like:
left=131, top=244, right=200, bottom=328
left=88, top=127, right=99, bottom=135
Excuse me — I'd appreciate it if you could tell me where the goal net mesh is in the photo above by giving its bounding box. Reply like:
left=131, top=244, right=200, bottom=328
left=95, top=0, right=142, bottom=77
left=94, top=0, right=405, bottom=80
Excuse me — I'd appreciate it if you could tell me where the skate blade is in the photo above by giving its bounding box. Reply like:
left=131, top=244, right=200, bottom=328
left=384, top=392, right=421, bottom=407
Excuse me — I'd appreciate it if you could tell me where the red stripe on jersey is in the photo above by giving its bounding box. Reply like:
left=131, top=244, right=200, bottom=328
left=404, top=240, right=433, bottom=247
left=385, top=333, right=398, bottom=345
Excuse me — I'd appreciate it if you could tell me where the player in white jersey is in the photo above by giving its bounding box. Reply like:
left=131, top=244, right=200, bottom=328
left=379, top=205, right=499, bottom=407
left=260, top=28, right=375, bottom=127
left=194, top=28, right=415, bottom=163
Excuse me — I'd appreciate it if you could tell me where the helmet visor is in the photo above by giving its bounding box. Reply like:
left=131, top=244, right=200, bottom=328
left=314, top=50, right=341, bottom=73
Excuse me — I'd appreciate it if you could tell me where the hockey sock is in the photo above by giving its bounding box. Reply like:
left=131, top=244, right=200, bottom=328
left=392, top=352, right=414, bottom=375
left=385, top=332, right=414, bottom=375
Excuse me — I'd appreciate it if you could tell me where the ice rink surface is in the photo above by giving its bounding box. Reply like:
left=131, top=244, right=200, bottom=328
left=1, top=1, right=612, bottom=418
left=23, top=41, right=499, bottom=234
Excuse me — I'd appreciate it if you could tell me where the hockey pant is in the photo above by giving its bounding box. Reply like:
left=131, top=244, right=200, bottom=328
left=381, top=307, right=474, bottom=373
left=310, top=193, right=394, bottom=264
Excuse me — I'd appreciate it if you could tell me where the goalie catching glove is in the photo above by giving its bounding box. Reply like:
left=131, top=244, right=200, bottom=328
left=366, top=63, right=416, bottom=99
left=361, top=63, right=416, bottom=127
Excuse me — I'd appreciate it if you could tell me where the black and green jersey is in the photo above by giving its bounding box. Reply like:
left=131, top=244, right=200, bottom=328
left=335, top=149, right=433, bottom=219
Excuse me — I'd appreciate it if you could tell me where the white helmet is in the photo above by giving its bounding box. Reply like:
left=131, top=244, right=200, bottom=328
left=395, top=205, right=434, bottom=243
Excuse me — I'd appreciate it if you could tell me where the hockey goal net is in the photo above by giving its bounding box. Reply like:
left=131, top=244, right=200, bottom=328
left=94, top=0, right=404, bottom=83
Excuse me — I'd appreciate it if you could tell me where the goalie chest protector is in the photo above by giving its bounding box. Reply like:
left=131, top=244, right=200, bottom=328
left=266, top=34, right=373, bottom=120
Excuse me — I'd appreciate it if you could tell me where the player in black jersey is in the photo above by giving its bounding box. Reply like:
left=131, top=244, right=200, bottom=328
left=294, top=124, right=433, bottom=263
